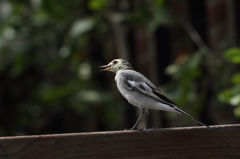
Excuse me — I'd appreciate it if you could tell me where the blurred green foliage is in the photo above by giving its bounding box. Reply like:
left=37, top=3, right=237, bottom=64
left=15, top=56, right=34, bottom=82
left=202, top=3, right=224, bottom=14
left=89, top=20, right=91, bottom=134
left=224, top=47, right=240, bottom=64
left=0, top=0, right=118, bottom=136
left=165, top=53, right=203, bottom=106
left=88, top=0, right=107, bottom=12
left=165, top=46, right=240, bottom=122
left=128, top=0, right=172, bottom=31
left=0, top=0, right=238, bottom=136
left=218, top=48, right=240, bottom=117
left=164, top=52, right=206, bottom=122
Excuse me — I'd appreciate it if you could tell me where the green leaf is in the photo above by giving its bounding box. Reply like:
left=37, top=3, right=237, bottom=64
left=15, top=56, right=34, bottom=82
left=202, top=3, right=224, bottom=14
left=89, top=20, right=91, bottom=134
left=224, top=47, right=240, bottom=64
left=231, top=73, right=240, bottom=84
left=153, top=0, right=165, bottom=7
left=88, top=0, right=106, bottom=12
left=234, top=106, right=240, bottom=118
left=218, top=87, right=240, bottom=106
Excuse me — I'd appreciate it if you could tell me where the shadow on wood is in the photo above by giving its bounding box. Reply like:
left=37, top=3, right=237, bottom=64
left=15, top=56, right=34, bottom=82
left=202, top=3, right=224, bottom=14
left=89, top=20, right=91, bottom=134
left=0, top=124, right=239, bottom=159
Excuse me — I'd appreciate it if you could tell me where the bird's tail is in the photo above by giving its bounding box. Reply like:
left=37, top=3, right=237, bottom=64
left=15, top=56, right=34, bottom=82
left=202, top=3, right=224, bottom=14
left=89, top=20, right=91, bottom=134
left=174, top=106, right=211, bottom=129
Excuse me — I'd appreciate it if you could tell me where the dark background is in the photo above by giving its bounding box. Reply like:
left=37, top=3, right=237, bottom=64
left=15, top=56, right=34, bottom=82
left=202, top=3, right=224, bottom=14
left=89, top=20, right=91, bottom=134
left=0, top=0, right=240, bottom=136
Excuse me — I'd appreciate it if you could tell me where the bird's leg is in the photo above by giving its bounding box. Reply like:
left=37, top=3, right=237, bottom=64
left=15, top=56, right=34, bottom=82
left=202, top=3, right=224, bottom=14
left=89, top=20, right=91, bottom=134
left=144, top=109, right=149, bottom=130
left=130, top=107, right=145, bottom=130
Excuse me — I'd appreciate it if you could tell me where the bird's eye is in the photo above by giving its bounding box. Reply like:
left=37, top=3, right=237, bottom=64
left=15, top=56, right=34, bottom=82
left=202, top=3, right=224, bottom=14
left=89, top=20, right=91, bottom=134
left=113, top=60, right=118, bottom=64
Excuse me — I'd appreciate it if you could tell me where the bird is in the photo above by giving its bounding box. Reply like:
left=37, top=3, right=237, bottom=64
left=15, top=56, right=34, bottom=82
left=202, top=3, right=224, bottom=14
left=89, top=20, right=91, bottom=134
left=100, top=59, right=210, bottom=130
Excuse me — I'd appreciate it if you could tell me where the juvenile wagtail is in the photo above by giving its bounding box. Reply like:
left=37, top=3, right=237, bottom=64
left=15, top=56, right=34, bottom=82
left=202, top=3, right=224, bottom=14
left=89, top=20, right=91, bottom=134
left=100, top=59, right=210, bottom=130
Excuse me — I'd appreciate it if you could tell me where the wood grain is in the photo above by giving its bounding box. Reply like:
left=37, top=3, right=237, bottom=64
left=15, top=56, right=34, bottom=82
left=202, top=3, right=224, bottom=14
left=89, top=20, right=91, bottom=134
left=0, top=124, right=239, bottom=159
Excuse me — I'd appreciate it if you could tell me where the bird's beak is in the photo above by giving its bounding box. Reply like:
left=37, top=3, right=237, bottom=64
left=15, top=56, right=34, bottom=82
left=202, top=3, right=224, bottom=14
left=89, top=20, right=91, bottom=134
left=100, top=65, right=111, bottom=71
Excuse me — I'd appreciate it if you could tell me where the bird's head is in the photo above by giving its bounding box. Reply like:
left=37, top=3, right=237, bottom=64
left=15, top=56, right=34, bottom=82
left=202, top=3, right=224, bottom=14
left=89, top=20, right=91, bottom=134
left=100, top=59, right=133, bottom=73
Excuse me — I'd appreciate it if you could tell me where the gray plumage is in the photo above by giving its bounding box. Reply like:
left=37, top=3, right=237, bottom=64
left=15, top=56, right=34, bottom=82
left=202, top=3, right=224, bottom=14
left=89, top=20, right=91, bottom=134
left=100, top=59, right=210, bottom=130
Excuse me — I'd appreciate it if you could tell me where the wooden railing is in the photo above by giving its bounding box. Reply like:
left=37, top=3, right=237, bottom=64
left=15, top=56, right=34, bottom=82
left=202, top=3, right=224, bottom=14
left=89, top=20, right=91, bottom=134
left=0, top=124, right=239, bottom=159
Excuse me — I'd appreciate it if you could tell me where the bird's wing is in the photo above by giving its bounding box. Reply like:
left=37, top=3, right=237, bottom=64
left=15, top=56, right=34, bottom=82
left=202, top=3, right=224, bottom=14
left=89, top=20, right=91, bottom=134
left=120, top=70, right=211, bottom=129
left=122, top=71, right=176, bottom=107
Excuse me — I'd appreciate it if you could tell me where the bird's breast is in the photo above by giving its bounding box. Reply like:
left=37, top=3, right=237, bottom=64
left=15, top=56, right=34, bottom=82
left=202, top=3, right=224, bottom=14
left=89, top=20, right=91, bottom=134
left=115, top=74, right=138, bottom=107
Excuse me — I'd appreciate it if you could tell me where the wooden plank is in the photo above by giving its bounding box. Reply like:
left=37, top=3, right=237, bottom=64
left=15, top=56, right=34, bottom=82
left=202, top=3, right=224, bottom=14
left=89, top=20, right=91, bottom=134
left=0, top=124, right=240, bottom=159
